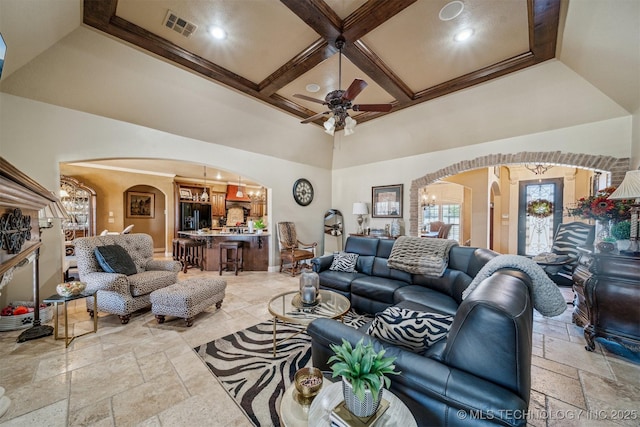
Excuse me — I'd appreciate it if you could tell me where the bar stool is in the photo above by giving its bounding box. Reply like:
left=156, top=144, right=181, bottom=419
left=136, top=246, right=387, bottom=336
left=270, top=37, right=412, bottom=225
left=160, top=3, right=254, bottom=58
left=219, top=241, right=243, bottom=275
left=173, top=238, right=205, bottom=273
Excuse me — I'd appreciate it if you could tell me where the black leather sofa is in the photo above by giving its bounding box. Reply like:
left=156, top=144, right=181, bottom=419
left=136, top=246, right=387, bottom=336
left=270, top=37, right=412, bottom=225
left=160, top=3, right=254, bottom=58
left=308, top=237, right=533, bottom=427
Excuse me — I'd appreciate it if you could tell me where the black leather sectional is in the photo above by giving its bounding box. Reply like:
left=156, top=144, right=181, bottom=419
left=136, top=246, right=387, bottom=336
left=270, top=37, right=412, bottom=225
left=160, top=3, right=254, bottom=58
left=308, top=236, right=534, bottom=427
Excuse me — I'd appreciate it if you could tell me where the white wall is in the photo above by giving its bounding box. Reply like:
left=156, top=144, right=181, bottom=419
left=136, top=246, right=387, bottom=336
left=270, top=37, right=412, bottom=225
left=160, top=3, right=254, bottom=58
left=331, top=116, right=633, bottom=243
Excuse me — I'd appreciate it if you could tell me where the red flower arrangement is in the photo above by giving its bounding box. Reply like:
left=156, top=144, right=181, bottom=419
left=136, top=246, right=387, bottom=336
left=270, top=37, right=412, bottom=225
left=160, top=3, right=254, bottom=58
left=567, top=186, right=632, bottom=222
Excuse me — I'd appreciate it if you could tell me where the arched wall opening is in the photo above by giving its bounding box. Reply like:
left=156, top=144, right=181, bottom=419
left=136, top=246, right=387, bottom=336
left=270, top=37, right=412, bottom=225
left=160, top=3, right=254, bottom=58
left=409, top=151, right=631, bottom=248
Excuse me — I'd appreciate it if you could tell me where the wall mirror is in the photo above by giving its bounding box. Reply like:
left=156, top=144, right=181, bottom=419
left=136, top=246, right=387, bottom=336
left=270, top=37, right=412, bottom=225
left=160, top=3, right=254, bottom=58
left=60, top=175, right=97, bottom=254
left=324, top=209, right=343, bottom=254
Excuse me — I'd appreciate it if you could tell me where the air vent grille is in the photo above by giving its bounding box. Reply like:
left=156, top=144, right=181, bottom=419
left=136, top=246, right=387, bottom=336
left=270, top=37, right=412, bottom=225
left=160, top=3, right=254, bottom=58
left=163, top=10, right=197, bottom=38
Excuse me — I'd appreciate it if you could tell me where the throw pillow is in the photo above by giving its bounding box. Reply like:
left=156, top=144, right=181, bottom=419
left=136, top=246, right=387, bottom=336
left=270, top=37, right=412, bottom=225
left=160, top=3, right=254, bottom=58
left=94, top=245, right=138, bottom=276
left=329, top=252, right=359, bottom=273
left=367, top=306, right=454, bottom=353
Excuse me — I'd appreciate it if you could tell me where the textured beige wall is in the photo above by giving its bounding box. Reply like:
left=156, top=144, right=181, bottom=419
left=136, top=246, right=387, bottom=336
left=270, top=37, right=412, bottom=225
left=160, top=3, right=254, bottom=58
left=60, top=164, right=175, bottom=252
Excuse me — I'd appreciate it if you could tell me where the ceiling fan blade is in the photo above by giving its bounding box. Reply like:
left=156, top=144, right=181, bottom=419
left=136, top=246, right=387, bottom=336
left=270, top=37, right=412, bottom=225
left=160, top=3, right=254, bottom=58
left=300, top=111, right=330, bottom=124
left=352, top=103, right=393, bottom=112
left=293, top=93, right=327, bottom=105
left=342, top=79, right=368, bottom=101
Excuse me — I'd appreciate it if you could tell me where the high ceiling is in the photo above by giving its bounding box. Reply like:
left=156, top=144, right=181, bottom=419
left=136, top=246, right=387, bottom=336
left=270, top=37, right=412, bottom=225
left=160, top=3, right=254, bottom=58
left=84, top=0, right=559, bottom=127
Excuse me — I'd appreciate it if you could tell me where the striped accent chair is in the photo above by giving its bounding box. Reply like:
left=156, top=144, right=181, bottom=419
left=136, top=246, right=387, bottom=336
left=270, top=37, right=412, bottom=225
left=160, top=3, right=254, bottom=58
left=546, top=222, right=595, bottom=286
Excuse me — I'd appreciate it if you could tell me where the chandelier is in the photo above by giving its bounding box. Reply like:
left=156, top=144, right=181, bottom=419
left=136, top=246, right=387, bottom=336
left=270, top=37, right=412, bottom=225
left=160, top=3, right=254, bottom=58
left=524, top=163, right=552, bottom=175
left=420, top=187, right=436, bottom=207
left=248, top=187, right=266, bottom=202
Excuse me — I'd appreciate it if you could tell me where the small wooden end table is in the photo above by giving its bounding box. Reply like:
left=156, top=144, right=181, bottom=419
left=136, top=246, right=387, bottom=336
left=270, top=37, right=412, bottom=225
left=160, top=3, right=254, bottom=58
left=43, top=292, right=98, bottom=348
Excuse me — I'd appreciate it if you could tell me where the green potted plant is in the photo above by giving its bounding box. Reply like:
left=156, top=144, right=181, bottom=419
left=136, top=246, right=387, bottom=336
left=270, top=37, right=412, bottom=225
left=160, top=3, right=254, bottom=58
left=254, top=218, right=266, bottom=234
left=328, top=338, right=399, bottom=417
left=611, top=220, right=631, bottom=251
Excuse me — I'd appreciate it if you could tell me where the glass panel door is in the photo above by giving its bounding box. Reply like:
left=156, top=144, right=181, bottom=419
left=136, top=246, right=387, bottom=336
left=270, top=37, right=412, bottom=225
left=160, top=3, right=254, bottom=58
left=518, top=179, right=563, bottom=255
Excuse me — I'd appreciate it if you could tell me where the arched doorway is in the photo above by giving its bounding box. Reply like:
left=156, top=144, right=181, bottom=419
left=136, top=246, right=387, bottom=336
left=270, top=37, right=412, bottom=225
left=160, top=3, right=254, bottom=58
left=410, top=151, right=630, bottom=251
left=125, top=185, right=166, bottom=253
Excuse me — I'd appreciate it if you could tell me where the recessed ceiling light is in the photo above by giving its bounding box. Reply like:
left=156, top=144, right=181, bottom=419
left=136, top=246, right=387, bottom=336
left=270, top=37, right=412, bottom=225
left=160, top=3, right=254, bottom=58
left=208, top=26, right=227, bottom=40
left=454, top=28, right=474, bottom=42
left=305, top=84, right=320, bottom=93
left=439, top=1, right=464, bottom=21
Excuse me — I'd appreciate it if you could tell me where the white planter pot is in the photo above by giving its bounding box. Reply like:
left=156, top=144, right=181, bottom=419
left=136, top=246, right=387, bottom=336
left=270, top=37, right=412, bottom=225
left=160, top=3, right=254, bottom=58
left=341, top=377, right=382, bottom=417
left=617, top=239, right=631, bottom=251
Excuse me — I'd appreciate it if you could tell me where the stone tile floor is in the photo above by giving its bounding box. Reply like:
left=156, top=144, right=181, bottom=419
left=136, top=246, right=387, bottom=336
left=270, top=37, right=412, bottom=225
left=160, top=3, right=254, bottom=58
left=0, top=271, right=638, bottom=426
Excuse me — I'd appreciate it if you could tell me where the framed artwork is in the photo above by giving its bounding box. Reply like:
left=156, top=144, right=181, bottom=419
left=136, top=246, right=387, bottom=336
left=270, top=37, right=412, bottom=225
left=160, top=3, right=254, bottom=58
left=372, top=184, right=403, bottom=218
left=127, top=191, right=155, bottom=218
left=179, top=188, right=192, bottom=200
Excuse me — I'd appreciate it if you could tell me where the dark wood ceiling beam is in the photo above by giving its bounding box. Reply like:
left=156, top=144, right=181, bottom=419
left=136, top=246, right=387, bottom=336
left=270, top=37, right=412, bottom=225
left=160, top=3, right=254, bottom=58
left=258, top=39, right=337, bottom=96
left=280, top=0, right=342, bottom=40
left=342, top=0, right=417, bottom=41
left=107, top=17, right=258, bottom=92
left=343, top=41, right=413, bottom=103
left=82, top=0, right=117, bottom=29
left=530, top=0, right=561, bottom=61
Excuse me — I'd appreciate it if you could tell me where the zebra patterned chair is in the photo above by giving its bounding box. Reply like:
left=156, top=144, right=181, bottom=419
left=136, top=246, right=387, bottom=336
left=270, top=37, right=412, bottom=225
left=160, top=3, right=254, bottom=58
left=75, top=233, right=181, bottom=324
left=545, top=221, right=595, bottom=287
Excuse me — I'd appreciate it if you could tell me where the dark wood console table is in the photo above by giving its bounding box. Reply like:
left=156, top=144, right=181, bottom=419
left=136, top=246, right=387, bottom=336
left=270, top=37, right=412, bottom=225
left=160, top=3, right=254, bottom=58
left=572, top=246, right=640, bottom=353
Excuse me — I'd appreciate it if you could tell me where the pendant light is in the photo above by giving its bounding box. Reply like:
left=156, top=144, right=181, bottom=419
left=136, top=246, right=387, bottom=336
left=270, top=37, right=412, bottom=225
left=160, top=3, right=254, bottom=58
left=236, top=176, right=243, bottom=198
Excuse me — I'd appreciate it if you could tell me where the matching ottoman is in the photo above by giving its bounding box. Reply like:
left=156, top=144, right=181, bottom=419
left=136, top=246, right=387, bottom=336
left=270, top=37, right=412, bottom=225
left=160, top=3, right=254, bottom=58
left=150, top=277, right=226, bottom=327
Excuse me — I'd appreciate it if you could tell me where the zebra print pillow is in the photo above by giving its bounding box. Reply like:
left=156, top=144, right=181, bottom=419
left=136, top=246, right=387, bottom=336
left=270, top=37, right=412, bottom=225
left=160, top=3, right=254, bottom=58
left=329, top=252, right=359, bottom=273
left=367, top=306, right=454, bottom=353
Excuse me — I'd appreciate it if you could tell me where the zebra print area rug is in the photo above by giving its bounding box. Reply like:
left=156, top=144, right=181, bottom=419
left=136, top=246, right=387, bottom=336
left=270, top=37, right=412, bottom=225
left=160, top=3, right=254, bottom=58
left=193, top=311, right=370, bottom=427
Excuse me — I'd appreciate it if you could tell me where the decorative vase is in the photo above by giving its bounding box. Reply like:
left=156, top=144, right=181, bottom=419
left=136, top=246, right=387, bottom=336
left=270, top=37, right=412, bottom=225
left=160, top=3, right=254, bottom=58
left=342, top=377, right=382, bottom=417
left=596, top=220, right=612, bottom=243
left=299, top=271, right=319, bottom=304
left=247, top=220, right=254, bottom=233
left=390, top=219, right=400, bottom=238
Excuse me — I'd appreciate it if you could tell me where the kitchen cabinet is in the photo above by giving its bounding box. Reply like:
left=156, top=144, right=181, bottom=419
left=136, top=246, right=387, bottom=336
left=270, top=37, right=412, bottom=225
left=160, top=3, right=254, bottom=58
left=211, top=192, right=226, bottom=217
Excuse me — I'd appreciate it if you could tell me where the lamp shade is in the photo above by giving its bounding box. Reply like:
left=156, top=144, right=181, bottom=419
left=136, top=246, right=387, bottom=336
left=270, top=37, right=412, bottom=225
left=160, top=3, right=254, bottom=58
left=352, top=202, right=368, bottom=215
left=608, top=170, right=640, bottom=201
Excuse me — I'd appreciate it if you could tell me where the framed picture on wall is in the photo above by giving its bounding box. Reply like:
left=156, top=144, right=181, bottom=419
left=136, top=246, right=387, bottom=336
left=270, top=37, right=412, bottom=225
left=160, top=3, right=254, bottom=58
left=372, top=184, right=403, bottom=218
left=127, top=191, right=155, bottom=218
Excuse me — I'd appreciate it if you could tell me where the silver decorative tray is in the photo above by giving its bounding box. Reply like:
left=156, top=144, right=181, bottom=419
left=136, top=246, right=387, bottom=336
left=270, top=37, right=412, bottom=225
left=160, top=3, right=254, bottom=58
left=291, top=292, right=322, bottom=309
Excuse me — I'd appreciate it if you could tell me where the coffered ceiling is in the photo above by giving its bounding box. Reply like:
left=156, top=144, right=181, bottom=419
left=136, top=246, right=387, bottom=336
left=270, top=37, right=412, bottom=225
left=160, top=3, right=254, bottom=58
left=83, top=0, right=560, bottom=127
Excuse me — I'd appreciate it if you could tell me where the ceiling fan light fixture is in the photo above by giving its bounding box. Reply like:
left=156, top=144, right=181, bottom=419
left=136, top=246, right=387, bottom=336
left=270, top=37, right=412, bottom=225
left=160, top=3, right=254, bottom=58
left=344, top=116, right=357, bottom=136
left=324, top=116, right=336, bottom=135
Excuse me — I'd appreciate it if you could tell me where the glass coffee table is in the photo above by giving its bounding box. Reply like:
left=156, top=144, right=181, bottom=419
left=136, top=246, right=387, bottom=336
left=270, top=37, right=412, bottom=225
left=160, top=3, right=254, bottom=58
left=268, top=289, right=350, bottom=356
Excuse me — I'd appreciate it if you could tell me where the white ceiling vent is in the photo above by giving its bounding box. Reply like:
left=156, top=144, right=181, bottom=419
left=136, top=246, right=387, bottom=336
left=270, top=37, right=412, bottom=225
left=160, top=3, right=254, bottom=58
left=163, top=10, right=197, bottom=38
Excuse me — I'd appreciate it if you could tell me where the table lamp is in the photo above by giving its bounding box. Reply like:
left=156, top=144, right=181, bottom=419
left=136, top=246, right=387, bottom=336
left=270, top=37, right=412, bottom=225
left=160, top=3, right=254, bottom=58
left=352, top=202, right=368, bottom=234
left=608, top=170, right=640, bottom=255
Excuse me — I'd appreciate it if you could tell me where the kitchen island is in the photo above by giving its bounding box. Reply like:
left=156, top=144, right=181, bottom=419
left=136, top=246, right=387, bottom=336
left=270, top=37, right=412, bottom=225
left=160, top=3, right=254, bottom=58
left=177, top=231, right=270, bottom=272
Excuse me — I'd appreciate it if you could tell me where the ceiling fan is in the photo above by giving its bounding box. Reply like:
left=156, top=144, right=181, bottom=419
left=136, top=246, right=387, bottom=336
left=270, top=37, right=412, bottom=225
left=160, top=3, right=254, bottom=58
left=293, top=36, right=393, bottom=135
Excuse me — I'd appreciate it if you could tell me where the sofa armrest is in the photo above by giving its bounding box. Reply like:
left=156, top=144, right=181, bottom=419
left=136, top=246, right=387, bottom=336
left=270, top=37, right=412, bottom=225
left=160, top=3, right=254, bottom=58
left=308, top=319, right=527, bottom=427
left=145, top=259, right=182, bottom=273
left=311, top=254, right=334, bottom=273
left=82, top=272, right=130, bottom=294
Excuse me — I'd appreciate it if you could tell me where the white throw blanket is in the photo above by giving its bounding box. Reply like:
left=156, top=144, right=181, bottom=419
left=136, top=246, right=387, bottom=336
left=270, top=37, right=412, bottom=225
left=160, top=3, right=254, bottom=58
left=387, top=236, right=458, bottom=277
left=462, top=255, right=566, bottom=317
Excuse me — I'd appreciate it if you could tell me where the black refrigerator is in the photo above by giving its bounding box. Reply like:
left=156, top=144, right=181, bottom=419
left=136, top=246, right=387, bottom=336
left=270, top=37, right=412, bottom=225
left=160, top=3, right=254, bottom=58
left=180, top=202, right=211, bottom=230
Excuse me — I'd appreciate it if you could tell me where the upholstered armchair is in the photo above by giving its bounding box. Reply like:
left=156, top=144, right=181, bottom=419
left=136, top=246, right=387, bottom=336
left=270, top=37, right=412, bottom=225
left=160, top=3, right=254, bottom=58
left=75, top=233, right=181, bottom=324
left=277, top=222, right=317, bottom=276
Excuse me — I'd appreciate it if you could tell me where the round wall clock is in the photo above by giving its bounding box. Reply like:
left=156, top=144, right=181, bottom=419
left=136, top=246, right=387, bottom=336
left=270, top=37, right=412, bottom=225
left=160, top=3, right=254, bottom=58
left=293, top=178, right=314, bottom=206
